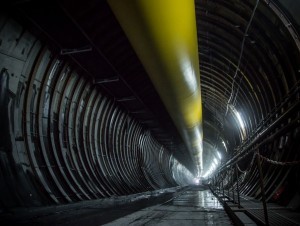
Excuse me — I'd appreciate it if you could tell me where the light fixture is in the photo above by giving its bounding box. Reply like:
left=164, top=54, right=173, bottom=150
left=193, top=177, right=200, bottom=185
left=222, top=140, right=227, bottom=152
left=230, top=105, right=247, bottom=140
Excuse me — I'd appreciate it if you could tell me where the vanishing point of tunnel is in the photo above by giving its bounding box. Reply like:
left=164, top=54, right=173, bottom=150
left=1, top=0, right=300, bottom=225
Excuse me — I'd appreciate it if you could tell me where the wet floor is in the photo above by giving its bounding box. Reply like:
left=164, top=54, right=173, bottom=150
left=104, top=186, right=233, bottom=225
left=1, top=186, right=233, bottom=226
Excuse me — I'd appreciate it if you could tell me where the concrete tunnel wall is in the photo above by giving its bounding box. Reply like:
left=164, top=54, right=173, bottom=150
left=0, top=16, right=194, bottom=208
left=1, top=0, right=300, bottom=214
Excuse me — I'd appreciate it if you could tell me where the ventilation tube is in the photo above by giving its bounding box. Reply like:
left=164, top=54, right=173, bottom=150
left=108, top=0, right=203, bottom=177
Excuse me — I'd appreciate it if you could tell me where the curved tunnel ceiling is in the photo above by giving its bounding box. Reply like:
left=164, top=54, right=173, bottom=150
left=3, top=0, right=300, bottom=177
left=196, top=0, right=300, bottom=173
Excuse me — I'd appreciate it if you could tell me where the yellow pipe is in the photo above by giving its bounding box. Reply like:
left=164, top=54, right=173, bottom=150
left=108, top=0, right=203, bottom=177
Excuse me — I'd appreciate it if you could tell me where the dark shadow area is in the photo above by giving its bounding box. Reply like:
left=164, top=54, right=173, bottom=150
left=0, top=190, right=178, bottom=226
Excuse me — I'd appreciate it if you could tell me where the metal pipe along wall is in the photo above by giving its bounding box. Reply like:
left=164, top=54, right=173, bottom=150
left=108, top=0, right=204, bottom=177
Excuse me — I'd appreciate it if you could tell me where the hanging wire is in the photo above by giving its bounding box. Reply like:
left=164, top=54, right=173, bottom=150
left=236, top=163, right=247, bottom=173
left=226, top=0, right=260, bottom=115
left=232, top=59, right=250, bottom=107
left=258, top=153, right=300, bottom=166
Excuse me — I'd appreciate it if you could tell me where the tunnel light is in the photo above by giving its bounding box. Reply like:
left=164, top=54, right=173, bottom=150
left=202, top=170, right=210, bottom=178
left=211, top=161, right=216, bottom=168
left=217, top=151, right=222, bottom=160
left=171, top=158, right=195, bottom=185
left=235, top=111, right=245, bottom=130
left=202, top=154, right=222, bottom=179
left=193, top=177, right=200, bottom=185
left=213, top=157, right=218, bottom=165
left=230, top=106, right=247, bottom=140
left=235, top=111, right=246, bottom=140
left=202, top=163, right=216, bottom=178
left=222, top=140, right=227, bottom=152
left=202, top=166, right=214, bottom=178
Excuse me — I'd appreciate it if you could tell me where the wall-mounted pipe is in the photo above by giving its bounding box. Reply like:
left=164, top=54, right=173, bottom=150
left=108, top=0, right=203, bottom=177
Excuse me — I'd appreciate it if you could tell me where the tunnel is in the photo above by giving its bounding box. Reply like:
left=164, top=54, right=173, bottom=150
left=0, top=0, right=300, bottom=225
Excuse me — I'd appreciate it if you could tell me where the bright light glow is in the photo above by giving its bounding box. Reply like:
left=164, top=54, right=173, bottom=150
left=202, top=172, right=210, bottom=178
left=222, top=140, right=228, bottom=152
left=202, top=164, right=215, bottom=178
left=217, top=151, right=222, bottom=160
left=171, top=159, right=195, bottom=185
left=202, top=156, right=220, bottom=179
left=192, top=127, right=203, bottom=177
left=235, top=111, right=245, bottom=130
left=180, top=52, right=198, bottom=93
left=193, top=177, right=200, bottom=185
left=213, top=157, right=218, bottom=165
left=231, top=106, right=247, bottom=141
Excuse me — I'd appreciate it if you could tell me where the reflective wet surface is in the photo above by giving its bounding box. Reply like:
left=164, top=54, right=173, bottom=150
left=105, top=186, right=233, bottom=225
left=0, top=186, right=233, bottom=226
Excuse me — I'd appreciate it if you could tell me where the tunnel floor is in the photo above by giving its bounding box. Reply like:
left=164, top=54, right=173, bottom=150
left=0, top=186, right=233, bottom=226
left=105, top=186, right=233, bottom=226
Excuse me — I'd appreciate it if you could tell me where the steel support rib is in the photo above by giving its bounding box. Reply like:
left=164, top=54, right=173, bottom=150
left=108, top=0, right=203, bottom=177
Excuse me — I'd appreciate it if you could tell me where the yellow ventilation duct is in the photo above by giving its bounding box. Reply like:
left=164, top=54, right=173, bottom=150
left=108, top=0, right=203, bottom=177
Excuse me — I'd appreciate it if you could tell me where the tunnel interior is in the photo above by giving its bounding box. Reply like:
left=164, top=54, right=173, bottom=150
left=1, top=0, right=300, bottom=219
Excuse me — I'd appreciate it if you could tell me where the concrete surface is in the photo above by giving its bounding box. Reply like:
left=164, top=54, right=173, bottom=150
left=0, top=186, right=233, bottom=225
left=104, top=186, right=233, bottom=226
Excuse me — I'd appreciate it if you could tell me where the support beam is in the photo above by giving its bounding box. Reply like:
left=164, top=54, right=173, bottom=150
left=60, top=46, right=92, bottom=55
left=94, top=77, right=119, bottom=84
